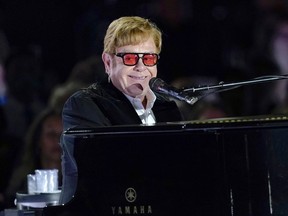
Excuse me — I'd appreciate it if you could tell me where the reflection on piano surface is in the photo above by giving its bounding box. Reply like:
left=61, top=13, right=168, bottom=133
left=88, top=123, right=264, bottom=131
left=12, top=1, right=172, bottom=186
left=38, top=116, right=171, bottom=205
left=43, top=115, right=288, bottom=216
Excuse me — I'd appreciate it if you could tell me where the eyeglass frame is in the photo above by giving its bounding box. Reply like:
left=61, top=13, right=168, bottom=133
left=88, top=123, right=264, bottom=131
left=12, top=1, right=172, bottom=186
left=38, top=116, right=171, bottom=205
left=114, top=52, right=160, bottom=67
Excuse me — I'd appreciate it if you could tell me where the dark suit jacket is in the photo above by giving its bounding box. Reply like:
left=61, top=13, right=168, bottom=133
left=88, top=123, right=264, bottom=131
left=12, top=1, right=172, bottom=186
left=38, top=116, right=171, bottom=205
left=59, top=81, right=182, bottom=204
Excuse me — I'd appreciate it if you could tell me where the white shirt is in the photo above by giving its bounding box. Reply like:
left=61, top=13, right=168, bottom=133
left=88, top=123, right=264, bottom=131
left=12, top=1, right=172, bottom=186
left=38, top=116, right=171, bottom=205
left=124, top=89, right=156, bottom=125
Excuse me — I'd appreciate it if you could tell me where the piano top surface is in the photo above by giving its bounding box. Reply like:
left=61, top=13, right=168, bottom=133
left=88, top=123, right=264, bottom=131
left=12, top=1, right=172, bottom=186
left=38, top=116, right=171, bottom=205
left=64, top=114, right=288, bottom=137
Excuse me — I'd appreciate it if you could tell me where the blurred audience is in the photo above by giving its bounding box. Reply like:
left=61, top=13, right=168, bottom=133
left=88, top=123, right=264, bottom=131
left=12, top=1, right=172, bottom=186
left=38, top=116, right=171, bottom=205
left=2, top=53, right=105, bottom=209
left=0, top=29, right=23, bottom=211
left=248, top=10, right=288, bottom=115
left=65, top=55, right=105, bottom=85
left=3, top=47, right=46, bottom=139
left=49, top=54, right=105, bottom=114
left=3, top=108, right=62, bottom=208
left=171, top=76, right=228, bottom=121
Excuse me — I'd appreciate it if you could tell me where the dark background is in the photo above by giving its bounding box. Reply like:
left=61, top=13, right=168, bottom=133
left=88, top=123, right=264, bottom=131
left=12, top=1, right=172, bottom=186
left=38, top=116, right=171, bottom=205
left=2, top=0, right=288, bottom=121
left=1, top=0, right=288, bottom=211
left=0, top=0, right=257, bottom=83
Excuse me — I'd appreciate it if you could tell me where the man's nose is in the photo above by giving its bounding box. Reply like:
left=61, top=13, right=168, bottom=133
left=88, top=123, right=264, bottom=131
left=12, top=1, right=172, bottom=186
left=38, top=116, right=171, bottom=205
left=134, top=56, right=146, bottom=71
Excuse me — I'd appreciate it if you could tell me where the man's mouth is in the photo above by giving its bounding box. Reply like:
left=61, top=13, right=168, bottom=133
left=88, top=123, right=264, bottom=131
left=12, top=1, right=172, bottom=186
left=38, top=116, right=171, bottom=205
left=128, top=75, right=147, bottom=80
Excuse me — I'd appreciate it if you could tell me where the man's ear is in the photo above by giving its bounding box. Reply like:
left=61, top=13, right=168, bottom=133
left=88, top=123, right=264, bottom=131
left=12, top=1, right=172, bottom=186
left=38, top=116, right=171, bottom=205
left=102, top=53, right=112, bottom=75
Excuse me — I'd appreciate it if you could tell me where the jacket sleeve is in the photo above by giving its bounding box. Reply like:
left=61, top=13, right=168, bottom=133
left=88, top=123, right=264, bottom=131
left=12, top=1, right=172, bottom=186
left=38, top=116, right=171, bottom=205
left=62, top=90, right=111, bottom=131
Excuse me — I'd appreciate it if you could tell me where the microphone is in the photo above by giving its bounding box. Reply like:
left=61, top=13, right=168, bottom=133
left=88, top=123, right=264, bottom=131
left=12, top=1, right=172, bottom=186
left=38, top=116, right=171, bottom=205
left=150, top=75, right=288, bottom=106
left=149, top=77, right=198, bottom=105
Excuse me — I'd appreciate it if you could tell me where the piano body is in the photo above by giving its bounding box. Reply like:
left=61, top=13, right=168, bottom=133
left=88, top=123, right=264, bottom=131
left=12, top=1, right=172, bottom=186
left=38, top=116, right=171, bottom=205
left=43, top=115, right=288, bottom=216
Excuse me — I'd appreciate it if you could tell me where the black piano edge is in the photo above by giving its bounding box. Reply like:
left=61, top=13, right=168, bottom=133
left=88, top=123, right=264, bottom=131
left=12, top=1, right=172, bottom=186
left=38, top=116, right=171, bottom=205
left=64, top=114, right=288, bottom=136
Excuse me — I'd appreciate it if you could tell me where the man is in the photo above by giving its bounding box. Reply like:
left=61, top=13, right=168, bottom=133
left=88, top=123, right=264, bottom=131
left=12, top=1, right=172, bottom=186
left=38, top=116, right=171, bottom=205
left=59, top=16, right=183, bottom=204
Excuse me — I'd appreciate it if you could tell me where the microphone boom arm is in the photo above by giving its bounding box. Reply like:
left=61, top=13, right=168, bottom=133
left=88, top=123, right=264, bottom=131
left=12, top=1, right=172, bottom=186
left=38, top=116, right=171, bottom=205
left=183, top=75, right=288, bottom=93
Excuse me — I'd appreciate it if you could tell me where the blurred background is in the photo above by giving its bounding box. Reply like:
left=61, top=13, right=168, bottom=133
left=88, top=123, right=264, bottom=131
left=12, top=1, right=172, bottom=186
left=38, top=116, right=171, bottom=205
left=1, top=0, right=257, bottom=83
left=1, top=0, right=288, bottom=210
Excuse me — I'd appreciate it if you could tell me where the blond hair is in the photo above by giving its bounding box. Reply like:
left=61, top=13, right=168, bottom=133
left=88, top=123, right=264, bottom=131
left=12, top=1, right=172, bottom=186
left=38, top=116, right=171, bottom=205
left=103, top=16, right=162, bottom=54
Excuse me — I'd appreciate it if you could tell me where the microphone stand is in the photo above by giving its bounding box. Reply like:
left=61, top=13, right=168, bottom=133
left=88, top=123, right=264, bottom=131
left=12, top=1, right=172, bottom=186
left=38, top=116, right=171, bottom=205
left=183, top=75, right=288, bottom=93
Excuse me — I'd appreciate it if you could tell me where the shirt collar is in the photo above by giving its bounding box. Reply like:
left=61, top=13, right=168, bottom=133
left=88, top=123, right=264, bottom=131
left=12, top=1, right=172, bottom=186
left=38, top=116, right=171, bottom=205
left=123, top=89, right=156, bottom=110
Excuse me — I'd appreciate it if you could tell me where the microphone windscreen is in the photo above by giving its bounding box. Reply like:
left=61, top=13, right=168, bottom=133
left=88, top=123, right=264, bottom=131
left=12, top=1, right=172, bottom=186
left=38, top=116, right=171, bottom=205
left=149, top=77, right=164, bottom=91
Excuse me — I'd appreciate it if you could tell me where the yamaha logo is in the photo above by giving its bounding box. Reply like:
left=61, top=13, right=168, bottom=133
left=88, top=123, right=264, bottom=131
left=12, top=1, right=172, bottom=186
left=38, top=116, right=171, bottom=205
left=111, top=187, right=153, bottom=215
left=125, top=188, right=137, bottom=202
